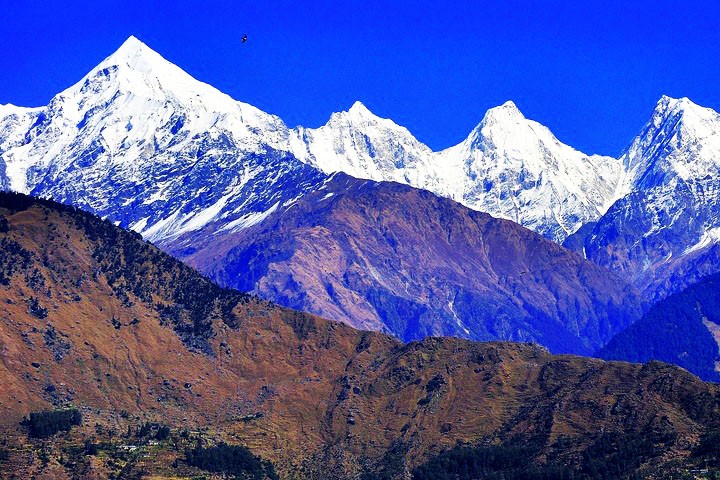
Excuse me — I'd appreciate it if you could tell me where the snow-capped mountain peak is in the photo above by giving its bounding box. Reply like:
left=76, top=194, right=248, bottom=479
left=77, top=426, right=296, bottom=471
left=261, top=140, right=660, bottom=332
left=325, top=101, right=398, bottom=130
left=465, top=101, right=547, bottom=153
left=654, top=95, right=698, bottom=115
left=434, top=101, right=624, bottom=241
left=577, top=97, right=720, bottom=302
left=647, top=95, right=717, bottom=135
left=72, top=34, right=217, bottom=107
left=621, top=95, right=720, bottom=190
left=477, top=100, right=525, bottom=126
left=289, top=101, right=435, bottom=182
left=66, top=35, right=288, bottom=139
left=33, top=35, right=288, bottom=168
left=0, top=35, right=312, bottom=243
left=100, top=35, right=164, bottom=73
left=347, top=100, right=373, bottom=116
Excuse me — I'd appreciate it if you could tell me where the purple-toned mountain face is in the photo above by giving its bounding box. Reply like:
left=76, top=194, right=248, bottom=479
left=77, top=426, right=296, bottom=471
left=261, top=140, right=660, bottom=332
left=167, top=174, right=642, bottom=355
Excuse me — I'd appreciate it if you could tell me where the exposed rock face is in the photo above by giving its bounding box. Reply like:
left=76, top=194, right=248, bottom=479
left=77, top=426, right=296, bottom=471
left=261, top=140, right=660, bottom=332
left=170, top=174, right=642, bottom=355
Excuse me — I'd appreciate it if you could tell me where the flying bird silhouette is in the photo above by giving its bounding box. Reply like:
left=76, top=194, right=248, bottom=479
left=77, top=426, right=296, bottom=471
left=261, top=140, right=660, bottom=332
left=242, top=34, right=248, bottom=43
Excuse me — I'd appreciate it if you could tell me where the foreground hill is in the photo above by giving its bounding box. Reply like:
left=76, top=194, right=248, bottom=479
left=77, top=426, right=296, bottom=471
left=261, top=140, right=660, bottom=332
left=598, top=271, right=720, bottom=382
left=168, top=174, right=642, bottom=355
left=1, top=192, right=720, bottom=479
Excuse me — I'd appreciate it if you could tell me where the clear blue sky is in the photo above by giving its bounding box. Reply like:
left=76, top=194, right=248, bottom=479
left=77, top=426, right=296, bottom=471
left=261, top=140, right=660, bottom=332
left=2, top=0, right=719, bottom=156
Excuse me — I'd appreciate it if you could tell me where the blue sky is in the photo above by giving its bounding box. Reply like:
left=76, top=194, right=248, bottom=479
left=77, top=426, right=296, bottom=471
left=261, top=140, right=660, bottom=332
left=2, top=0, right=719, bottom=155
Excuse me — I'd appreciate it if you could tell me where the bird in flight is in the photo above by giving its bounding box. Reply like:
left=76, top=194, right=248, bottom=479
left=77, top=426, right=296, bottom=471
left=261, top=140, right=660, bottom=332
left=242, top=34, right=248, bottom=44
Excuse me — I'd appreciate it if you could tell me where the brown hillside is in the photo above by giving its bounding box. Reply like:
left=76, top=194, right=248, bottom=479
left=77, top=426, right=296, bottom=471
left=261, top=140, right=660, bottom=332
left=1, top=192, right=719, bottom=479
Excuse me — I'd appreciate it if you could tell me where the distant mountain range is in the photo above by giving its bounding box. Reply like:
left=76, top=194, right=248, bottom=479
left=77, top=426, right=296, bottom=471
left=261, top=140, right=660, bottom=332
left=0, top=35, right=629, bottom=245
left=290, top=98, right=624, bottom=243
left=3, top=36, right=720, bottom=360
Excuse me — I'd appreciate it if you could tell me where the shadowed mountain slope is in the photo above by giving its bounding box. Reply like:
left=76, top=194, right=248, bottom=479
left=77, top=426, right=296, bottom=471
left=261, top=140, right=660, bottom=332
left=598, top=271, right=720, bottom=382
